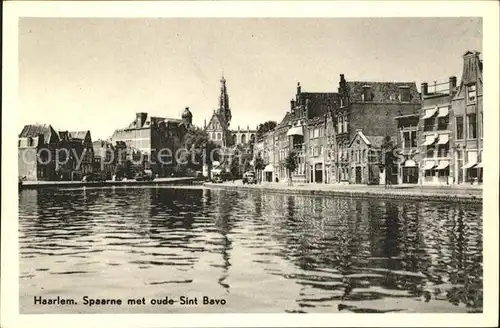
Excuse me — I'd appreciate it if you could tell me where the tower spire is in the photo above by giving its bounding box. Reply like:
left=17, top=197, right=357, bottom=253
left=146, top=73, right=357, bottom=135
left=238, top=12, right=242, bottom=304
left=218, top=74, right=231, bottom=126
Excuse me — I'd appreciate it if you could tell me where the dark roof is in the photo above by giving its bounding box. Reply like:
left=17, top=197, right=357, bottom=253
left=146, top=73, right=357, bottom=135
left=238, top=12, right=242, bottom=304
left=69, top=131, right=89, bottom=140
left=19, top=124, right=58, bottom=144
left=346, top=81, right=421, bottom=104
left=277, top=112, right=292, bottom=128
left=299, top=92, right=339, bottom=119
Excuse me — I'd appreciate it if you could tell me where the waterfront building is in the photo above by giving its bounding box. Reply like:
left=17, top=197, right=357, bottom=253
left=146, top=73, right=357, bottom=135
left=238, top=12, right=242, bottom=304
left=57, top=130, right=95, bottom=180
left=346, top=129, right=385, bottom=184
left=451, top=50, right=483, bottom=185
left=419, top=77, right=457, bottom=185
left=394, top=111, right=421, bottom=184
left=275, top=112, right=292, bottom=182
left=111, top=108, right=192, bottom=177
left=287, top=82, right=338, bottom=183
left=92, top=139, right=115, bottom=179
left=18, top=124, right=60, bottom=181
left=205, top=75, right=256, bottom=147
left=333, top=74, right=421, bottom=184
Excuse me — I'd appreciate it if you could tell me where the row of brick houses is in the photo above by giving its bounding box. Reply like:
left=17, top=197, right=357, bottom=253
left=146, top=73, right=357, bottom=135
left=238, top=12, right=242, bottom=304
left=254, top=50, right=483, bottom=186
left=18, top=125, right=95, bottom=181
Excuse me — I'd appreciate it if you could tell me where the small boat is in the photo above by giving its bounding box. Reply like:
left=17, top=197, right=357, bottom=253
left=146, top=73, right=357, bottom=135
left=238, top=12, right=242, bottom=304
left=18, top=178, right=23, bottom=191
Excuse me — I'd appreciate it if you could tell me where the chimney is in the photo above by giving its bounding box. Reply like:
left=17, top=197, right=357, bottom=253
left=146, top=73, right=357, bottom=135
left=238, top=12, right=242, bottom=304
left=297, top=82, right=301, bottom=94
left=462, top=51, right=481, bottom=85
left=204, top=119, right=207, bottom=128
left=421, top=82, right=428, bottom=96
left=136, top=112, right=147, bottom=127
left=449, top=76, right=457, bottom=92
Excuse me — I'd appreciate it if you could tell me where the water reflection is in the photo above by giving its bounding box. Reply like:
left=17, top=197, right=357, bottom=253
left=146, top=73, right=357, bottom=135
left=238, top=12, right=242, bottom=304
left=19, top=187, right=482, bottom=313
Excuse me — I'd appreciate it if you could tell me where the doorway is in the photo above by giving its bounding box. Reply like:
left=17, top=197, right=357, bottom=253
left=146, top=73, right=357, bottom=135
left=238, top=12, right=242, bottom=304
left=355, top=167, right=362, bottom=184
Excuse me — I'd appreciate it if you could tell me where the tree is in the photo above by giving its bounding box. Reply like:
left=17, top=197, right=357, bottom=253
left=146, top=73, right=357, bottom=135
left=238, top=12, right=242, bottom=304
left=256, top=121, right=277, bottom=139
left=230, top=155, right=240, bottom=181
left=243, top=159, right=252, bottom=173
left=380, top=136, right=398, bottom=188
left=284, top=150, right=298, bottom=186
left=180, top=126, right=220, bottom=174
left=254, top=152, right=265, bottom=184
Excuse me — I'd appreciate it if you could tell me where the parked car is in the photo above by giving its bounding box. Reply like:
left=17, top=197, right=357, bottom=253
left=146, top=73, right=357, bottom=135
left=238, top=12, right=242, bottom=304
left=242, top=171, right=257, bottom=184
left=135, top=170, right=154, bottom=181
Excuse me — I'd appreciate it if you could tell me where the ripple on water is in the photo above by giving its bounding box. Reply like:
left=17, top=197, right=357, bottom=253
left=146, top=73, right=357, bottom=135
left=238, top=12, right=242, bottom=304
left=19, top=187, right=483, bottom=313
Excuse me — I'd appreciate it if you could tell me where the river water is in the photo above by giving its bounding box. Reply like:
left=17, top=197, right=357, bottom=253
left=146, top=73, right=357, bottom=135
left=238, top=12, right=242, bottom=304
left=19, top=186, right=483, bottom=313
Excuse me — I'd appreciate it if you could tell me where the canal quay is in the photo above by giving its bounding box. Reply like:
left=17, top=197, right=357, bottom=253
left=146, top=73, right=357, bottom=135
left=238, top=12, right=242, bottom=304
left=19, top=184, right=483, bottom=314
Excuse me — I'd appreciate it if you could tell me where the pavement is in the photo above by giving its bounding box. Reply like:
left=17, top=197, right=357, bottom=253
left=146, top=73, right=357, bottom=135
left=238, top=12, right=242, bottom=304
left=205, top=179, right=483, bottom=201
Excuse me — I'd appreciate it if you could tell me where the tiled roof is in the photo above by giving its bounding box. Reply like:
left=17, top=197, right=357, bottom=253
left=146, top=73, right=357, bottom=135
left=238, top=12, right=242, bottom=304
left=277, top=112, right=292, bottom=128
left=348, top=130, right=387, bottom=149
left=299, top=92, right=339, bottom=119
left=19, top=124, right=58, bottom=144
left=69, top=131, right=89, bottom=140
left=346, top=81, right=421, bottom=104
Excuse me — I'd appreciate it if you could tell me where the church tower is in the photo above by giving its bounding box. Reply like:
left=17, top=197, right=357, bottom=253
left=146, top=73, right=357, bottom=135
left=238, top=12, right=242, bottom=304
left=217, top=75, right=232, bottom=126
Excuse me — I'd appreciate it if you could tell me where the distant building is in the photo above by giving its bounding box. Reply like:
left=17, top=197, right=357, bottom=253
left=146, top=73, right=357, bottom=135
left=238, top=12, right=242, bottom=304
left=205, top=75, right=257, bottom=148
left=346, top=130, right=385, bottom=185
left=18, top=124, right=60, bottom=181
left=333, top=74, right=421, bottom=184
left=92, top=139, right=115, bottom=179
left=419, top=77, right=457, bottom=185
left=451, top=50, right=483, bottom=185
left=57, top=130, right=94, bottom=180
left=111, top=108, right=192, bottom=177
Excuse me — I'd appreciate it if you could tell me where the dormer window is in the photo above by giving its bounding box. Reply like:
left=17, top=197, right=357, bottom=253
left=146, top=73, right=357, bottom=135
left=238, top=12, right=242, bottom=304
left=467, top=84, right=476, bottom=104
left=362, top=85, right=372, bottom=102
left=399, top=86, right=411, bottom=102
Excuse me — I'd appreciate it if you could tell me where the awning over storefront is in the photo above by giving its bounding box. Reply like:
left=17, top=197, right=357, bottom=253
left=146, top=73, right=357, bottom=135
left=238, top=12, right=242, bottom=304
left=287, top=126, right=303, bottom=136
left=436, top=160, right=450, bottom=170
left=424, top=161, right=436, bottom=170
left=463, top=161, right=477, bottom=169
left=437, top=134, right=450, bottom=145
left=422, top=134, right=438, bottom=146
left=476, top=162, right=483, bottom=168
left=404, top=159, right=417, bottom=167
left=437, top=106, right=449, bottom=117
left=422, top=107, right=438, bottom=119
left=263, top=164, right=274, bottom=172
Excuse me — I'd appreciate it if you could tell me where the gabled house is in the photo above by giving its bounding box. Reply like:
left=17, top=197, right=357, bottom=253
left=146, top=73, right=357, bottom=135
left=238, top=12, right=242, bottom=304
left=347, top=130, right=386, bottom=185
left=18, top=124, right=60, bottom=181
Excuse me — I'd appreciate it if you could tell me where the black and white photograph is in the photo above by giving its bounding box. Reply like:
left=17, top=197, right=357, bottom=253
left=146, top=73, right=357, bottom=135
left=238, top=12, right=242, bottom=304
left=2, top=1, right=499, bottom=328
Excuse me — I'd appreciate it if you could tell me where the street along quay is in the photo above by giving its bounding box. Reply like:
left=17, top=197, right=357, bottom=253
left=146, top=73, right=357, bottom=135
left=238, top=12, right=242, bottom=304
left=204, top=180, right=483, bottom=204
left=19, top=177, right=195, bottom=190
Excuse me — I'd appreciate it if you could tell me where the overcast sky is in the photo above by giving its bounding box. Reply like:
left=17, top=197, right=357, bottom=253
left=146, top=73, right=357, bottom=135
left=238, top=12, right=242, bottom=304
left=19, top=17, right=482, bottom=140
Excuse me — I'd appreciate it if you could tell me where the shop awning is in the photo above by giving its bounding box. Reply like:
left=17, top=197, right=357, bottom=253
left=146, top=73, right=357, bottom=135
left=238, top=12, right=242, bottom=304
left=263, top=164, right=274, bottom=172
left=437, top=134, right=450, bottom=145
left=422, top=107, right=438, bottom=119
left=424, top=161, right=436, bottom=170
left=463, top=161, right=477, bottom=169
left=476, top=162, right=483, bottom=168
left=437, top=106, right=449, bottom=117
left=436, top=160, right=450, bottom=170
left=287, top=126, right=303, bottom=136
left=422, top=134, right=438, bottom=146
left=404, top=159, right=416, bottom=167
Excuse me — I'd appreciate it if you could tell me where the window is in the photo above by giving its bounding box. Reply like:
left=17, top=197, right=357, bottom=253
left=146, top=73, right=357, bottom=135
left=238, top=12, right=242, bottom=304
left=426, top=146, right=434, bottom=158
left=456, top=116, right=464, bottom=140
left=438, top=116, right=449, bottom=130
left=424, top=118, right=434, bottom=132
left=362, top=149, right=366, bottom=161
left=338, top=117, right=343, bottom=134
left=217, top=133, right=222, bottom=140
left=467, top=114, right=477, bottom=139
left=467, top=84, right=476, bottom=104
left=438, top=145, right=449, bottom=158
left=343, top=114, right=348, bottom=133
left=399, top=87, right=411, bottom=102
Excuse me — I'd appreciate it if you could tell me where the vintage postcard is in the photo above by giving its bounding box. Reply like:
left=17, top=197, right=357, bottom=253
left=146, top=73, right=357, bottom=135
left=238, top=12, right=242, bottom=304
left=2, top=1, right=499, bottom=327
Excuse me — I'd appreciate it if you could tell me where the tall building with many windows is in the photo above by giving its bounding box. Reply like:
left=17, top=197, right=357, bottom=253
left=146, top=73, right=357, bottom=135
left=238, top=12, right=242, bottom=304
left=451, top=50, right=483, bottom=184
